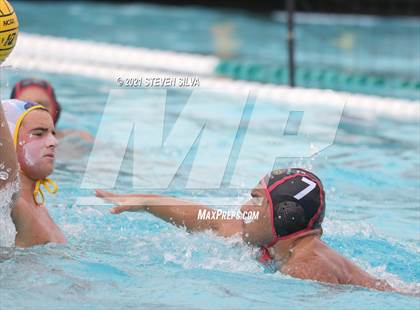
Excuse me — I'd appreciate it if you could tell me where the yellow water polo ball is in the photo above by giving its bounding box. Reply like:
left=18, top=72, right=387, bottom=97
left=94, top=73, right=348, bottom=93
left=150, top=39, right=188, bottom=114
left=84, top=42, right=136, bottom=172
left=0, top=0, right=18, bottom=62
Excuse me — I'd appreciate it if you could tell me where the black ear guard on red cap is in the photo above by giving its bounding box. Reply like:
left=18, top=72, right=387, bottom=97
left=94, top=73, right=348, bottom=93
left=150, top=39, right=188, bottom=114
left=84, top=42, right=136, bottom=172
left=273, top=200, right=308, bottom=236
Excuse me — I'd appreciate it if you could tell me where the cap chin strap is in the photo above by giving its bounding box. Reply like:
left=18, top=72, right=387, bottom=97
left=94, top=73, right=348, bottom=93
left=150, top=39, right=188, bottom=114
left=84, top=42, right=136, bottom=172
left=258, top=178, right=279, bottom=263
left=34, top=178, right=59, bottom=206
left=260, top=177, right=281, bottom=249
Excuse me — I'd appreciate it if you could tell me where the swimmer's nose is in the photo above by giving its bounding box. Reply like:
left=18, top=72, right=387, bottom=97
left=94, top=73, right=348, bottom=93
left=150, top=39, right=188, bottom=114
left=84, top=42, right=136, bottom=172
left=47, top=132, right=58, bottom=149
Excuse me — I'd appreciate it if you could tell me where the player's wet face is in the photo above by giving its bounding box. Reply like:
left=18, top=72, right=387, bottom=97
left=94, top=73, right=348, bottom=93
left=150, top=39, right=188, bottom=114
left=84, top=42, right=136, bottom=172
left=16, top=110, right=57, bottom=179
left=240, top=185, right=274, bottom=246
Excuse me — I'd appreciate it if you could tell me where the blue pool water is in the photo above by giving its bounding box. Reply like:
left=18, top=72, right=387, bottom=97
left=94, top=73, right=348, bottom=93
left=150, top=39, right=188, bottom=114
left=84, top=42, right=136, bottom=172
left=11, top=1, right=420, bottom=99
left=1, top=2, right=420, bottom=310
left=0, top=69, right=419, bottom=309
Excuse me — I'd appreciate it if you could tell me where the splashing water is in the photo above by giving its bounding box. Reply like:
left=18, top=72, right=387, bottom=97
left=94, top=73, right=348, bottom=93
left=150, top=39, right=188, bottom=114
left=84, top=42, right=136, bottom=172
left=0, top=4, right=419, bottom=307
left=0, top=164, right=11, bottom=181
left=0, top=171, right=8, bottom=181
left=0, top=177, right=19, bottom=248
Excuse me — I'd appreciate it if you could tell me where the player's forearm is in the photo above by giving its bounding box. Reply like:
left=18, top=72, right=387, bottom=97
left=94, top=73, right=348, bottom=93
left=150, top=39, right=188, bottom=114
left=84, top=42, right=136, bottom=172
left=0, top=105, right=18, bottom=189
left=142, top=196, right=217, bottom=232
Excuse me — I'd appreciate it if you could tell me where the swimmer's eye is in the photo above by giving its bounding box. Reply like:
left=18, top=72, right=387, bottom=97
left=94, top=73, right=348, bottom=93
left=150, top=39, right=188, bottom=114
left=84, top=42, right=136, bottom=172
left=249, top=194, right=262, bottom=206
left=30, top=128, right=49, bottom=137
left=32, top=131, right=44, bottom=137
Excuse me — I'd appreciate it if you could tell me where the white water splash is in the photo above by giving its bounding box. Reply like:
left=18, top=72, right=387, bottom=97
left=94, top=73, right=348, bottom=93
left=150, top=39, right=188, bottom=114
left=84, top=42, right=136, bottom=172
left=0, top=171, right=8, bottom=180
left=356, top=259, right=420, bottom=296
left=323, top=217, right=376, bottom=238
left=0, top=177, right=19, bottom=247
left=0, top=161, right=9, bottom=181
left=135, top=227, right=260, bottom=273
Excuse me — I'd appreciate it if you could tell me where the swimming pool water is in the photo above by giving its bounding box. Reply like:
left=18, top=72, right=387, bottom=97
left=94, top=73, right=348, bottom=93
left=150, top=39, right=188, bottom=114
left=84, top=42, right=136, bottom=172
left=12, top=1, right=420, bottom=99
left=1, top=2, right=420, bottom=309
left=0, top=69, right=419, bottom=309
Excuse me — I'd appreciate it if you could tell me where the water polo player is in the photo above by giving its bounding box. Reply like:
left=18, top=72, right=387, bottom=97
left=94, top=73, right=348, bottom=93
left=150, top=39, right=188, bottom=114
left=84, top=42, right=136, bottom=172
left=96, top=168, right=392, bottom=291
left=2, top=99, right=66, bottom=247
left=11, top=78, right=93, bottom=141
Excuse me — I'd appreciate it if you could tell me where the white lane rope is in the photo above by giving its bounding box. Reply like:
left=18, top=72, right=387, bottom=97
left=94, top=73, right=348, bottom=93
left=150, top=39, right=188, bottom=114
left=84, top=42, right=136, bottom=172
left=12, top=33, right=218, bottom=75
left=3, top=33, right=419, bottom=121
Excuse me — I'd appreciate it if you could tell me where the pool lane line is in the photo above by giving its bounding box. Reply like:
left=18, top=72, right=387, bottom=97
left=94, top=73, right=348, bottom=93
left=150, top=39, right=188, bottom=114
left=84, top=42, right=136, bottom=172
left=5, top=53, right=418, bottom=122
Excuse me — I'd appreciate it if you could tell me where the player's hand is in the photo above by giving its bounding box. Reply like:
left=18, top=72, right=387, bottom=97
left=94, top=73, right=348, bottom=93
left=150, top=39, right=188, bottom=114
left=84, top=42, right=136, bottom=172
left=95, top=189, right=147, bottom=214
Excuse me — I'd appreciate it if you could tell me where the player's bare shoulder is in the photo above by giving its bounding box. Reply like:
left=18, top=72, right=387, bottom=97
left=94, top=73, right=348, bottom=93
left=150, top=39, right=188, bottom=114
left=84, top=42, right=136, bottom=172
left=281, top=257, right=341, bottom=284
